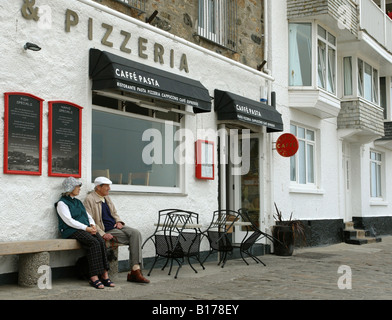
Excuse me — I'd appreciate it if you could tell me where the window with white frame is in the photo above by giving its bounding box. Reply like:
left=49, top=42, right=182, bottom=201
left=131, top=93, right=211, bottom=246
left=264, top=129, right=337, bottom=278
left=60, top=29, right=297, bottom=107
left=288, top=22, right=312, bottom=86
left=370, top=151, right=382, bottom=198
left=289, top=22, right=337, bottom=94
left=343, top=57, right=353, bottom=96
left=198, top=0, right=237, bottom=51
left=358, top=58, right=379, bottom=104
left=290, top=124, right=316, bottom=185
left=317, top=25, right=336, bottom=94
left=343, top=56, right=380, bottom=105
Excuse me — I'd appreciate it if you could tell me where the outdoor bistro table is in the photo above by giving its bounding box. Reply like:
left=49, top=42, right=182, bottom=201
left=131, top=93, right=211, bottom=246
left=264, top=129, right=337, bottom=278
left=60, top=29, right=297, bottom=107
left=146, top=210, right=205, bottom=278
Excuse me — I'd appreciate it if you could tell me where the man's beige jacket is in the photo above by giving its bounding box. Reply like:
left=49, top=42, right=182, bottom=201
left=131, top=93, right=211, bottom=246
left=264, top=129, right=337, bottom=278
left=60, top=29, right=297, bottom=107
left=83, top=191, right=125, bottom=236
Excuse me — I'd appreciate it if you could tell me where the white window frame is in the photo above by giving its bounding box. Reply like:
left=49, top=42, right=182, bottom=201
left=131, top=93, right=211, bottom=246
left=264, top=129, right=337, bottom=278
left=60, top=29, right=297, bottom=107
left=343, top=56, right=380, bottom=106
left=370, top=150, right=383, bottom=199
left=288, top=22, right=312, bottom=87
left=91, top=104, right=185, bottom=194
left=290, top=124, right=317, bottom=187
left=288, top=22, right=337, bottom=96
left=317, top=25, right=336, bottom=94
left=358, top=58, right=379, bottom=105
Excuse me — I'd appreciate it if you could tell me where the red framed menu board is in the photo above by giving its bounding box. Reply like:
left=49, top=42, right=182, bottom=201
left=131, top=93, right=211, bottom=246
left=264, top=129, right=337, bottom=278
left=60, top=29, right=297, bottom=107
left=48, top=101, right=83, bottom=177
left=195, top=140, right=214, bottom=180
left=4, top=92, right=43, bottom=175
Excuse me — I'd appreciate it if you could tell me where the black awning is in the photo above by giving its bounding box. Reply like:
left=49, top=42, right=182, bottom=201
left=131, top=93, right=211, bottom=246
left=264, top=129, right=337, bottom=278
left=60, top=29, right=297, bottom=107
left=89, top=48, right=211, bottom=113
left=214, top=89, right=283, bottom=132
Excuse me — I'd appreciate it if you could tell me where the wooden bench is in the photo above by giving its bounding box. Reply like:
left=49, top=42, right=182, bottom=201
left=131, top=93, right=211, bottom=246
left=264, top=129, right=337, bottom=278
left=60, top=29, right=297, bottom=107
left=0, top=239, right=121, bottom=286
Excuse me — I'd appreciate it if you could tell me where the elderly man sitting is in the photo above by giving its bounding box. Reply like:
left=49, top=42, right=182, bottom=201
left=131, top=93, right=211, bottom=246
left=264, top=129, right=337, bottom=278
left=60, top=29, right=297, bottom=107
left=83, top=176, right=150, bottom=284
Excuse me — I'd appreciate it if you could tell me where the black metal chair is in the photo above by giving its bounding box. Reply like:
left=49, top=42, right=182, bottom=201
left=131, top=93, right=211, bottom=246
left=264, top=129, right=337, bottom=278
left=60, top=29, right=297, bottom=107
left=144, top=209, right=204, bottom=278
left=203, top=209, right=240, bottom=268
left=172, top=211, right=205, bottom=274
left=142, top=208, right=178, bottom=250
left=233, top=208, right=276, bottom=266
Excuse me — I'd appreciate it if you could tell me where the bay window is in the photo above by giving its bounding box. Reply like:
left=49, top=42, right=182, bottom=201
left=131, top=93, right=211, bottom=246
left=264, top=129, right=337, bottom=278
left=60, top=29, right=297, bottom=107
left=344, top=56, right=379, bottom=105
left=289, top=22, right=337, bottom=95
left=317, top=26, right=336, bottom=94
left=289, top=23, right=312, bottom=86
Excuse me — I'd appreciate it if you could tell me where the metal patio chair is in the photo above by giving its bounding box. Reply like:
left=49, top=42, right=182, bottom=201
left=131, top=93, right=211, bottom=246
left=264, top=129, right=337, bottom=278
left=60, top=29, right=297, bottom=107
left=144, top=209, right=204, bottom=278
left=233, top=208, right=276, bottom=266
left=203, top=209, right=241, bottom=268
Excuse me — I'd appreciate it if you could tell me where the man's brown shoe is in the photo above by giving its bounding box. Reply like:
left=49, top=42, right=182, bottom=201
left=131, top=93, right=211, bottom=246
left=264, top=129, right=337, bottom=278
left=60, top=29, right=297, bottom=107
left=127, top=269, right=150, bottom=284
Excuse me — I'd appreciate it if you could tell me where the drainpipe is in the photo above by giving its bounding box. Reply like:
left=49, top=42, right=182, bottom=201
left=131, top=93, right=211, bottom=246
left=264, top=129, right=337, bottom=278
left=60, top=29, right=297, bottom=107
left=263, top=0, right=275, bottom=240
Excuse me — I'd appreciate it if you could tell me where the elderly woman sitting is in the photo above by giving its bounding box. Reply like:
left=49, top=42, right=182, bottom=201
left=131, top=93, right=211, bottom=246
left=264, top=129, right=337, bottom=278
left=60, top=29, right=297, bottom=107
left=55, top=177, right=115, bottom=289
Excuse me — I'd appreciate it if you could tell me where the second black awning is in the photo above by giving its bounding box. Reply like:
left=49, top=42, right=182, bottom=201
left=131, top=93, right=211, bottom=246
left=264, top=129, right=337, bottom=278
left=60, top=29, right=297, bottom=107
left=89, top=48, right=211, bottom=113
left=214, top=89, right=283, bottom=132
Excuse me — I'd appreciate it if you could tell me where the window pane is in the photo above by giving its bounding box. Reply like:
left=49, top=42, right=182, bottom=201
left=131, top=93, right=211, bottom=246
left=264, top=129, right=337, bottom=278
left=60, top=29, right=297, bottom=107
left=92, top=110, right=179, bottom=187
left=289, top=23, right=312, bottom=86
left=298, top=140, right=306, bottom=184
left=373, top=68, right=379, bottom=103
left=306, top=129, right=315, bottom=141
left=377, top=164, right=381, bottom=197
left=344, top=57, right=353, bottom=96
left=298, top=127, right=305, bottom=139
left=358, top=59, right=363, bottom=97
left=208, top=0, right=215, bottom=35
left=290, top=155, right=296, bottom=181
left=290, top=124, right=297, bottom=135
left=328, top=32, right=336, bottom=46
left=370, top=162, right=377, bottom=197
left=327, top=47, right=336, bottom=93
left=318, top=25, right=326, bottom=39
left=364, top=62, right=373, bottom=101
left=317, top=40, right=326, bottom=89
left=307, top=144, right=314, bottom=183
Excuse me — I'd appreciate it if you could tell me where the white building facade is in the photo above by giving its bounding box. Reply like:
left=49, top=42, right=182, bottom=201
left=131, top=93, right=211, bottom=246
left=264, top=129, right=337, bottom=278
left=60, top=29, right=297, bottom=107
left=0, top=0, right=282, bottom=282
left=2, top=0, right=392, bottom=284
left=270, top=0, right=392, bottom=244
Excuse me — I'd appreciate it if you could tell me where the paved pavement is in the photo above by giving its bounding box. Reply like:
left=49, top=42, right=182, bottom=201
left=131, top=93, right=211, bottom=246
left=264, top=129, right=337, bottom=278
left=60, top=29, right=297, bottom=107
left=1, top=236, right=392, bottom=303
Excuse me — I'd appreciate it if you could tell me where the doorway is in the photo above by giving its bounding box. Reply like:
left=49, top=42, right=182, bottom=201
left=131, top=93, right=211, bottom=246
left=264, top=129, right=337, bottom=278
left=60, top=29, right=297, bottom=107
left=342, top=142, right=352, bottom=222
left=223, top=130, right=263, bottom=243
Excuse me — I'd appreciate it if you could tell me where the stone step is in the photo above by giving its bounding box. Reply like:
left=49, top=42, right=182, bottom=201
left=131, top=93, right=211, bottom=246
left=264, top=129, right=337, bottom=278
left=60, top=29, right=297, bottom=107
left=345, top=221, right=355, bottom=230
left=345, top=236, right=382, bottom=245
left=343, top=222, right=382, bottom=245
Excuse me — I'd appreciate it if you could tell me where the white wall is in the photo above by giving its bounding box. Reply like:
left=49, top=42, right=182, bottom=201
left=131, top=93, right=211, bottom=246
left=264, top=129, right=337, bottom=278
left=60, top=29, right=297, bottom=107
left=0, top=0, right=273, bottom=273
left=268, top=0, right=341, bottom=222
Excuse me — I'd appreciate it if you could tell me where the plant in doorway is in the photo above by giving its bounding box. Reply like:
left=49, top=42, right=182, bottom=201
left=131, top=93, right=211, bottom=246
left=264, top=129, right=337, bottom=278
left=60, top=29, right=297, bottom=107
left=272, top=203, right=306, bottom=256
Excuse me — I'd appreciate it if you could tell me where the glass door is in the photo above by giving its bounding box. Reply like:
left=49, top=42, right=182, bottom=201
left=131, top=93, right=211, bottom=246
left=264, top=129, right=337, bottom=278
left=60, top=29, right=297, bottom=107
left=228, top=133, right=262, bottom=243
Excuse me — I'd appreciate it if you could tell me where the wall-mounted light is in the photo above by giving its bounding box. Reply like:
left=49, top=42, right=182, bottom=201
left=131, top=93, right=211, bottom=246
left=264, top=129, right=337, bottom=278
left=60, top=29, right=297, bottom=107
left=257, top=60, right=267, bottom=71
left=146, top=10, right=159, bottom=24
left=24, top=42, right=41, bottom=51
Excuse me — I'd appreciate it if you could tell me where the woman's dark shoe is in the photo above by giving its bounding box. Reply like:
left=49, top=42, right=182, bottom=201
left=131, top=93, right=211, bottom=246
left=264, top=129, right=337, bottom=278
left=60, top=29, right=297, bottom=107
left=89, top=279, right=104, bottom=289
left=101, top=277, right=115, bottom=287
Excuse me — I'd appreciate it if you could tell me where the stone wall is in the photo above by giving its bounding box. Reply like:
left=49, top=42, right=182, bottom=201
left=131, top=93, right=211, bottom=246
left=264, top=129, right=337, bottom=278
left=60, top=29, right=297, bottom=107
left=338, top=99, right=385, bottom=136
left=93, top=0, right=264, bottom=70
left=287, top=0, right=358, bottom=36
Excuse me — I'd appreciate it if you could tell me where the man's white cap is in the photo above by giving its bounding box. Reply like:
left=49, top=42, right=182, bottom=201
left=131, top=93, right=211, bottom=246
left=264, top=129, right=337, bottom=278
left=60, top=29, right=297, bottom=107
left=94, top=176, right=112, bottom=186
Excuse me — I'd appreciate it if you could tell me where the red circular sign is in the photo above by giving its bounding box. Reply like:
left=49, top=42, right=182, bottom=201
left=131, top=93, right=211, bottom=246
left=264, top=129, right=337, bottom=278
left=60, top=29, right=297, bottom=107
left=276, top=133, right=299, bottom=157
